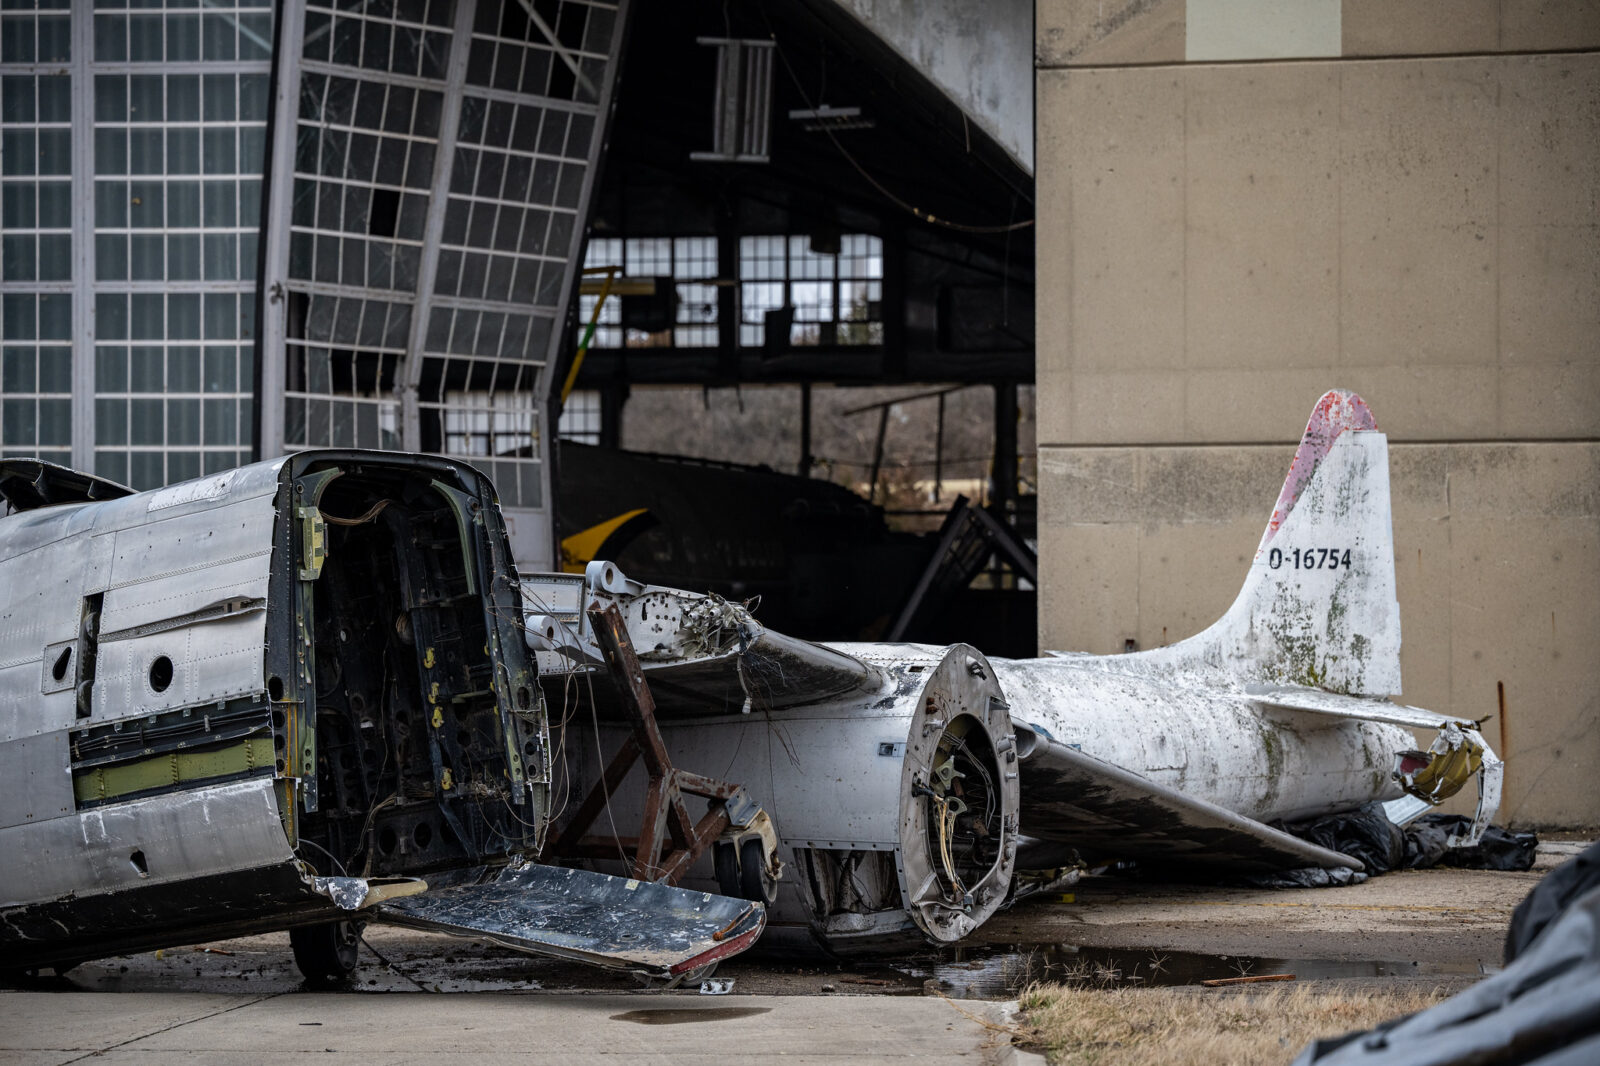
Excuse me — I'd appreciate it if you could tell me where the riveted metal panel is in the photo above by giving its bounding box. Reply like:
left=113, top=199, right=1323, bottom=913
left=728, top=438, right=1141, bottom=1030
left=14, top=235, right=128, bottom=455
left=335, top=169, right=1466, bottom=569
left=0, top=775, right=293, bottom=909
left=0, top=731, right=73, bottom=831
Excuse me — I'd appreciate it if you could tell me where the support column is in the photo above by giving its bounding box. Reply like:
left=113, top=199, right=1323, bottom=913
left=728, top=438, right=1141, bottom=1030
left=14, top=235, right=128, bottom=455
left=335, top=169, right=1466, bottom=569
left=798, top=382, right=812, bottom=477
left=599, top=382, right=626, bottom=450
left=992, top=382, right=1017, bottom=516
left=715, top=208, right=739, bottom=383
left=69, top=2, right=95, bottom=472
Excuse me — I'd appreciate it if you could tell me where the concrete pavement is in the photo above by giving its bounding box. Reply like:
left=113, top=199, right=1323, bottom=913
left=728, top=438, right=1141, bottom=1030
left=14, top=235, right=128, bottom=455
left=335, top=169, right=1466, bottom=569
left=0, top=991, right=1031, bottom=1065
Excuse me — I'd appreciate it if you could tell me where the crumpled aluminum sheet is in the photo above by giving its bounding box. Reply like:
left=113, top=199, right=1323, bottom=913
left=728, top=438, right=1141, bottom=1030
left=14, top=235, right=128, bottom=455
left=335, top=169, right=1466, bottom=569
left=310, top=876, right=371, bottom=911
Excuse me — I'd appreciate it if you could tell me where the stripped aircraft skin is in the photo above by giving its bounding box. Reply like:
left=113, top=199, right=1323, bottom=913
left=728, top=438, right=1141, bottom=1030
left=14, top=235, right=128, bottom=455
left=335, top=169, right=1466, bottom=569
left=526, top=391, right=1500, bottom=954
left=0, top=451, right=763, bottom=982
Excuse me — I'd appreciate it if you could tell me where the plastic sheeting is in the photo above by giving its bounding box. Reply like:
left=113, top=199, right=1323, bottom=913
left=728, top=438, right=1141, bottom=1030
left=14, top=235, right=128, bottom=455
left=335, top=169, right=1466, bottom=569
left=1293, top=846, right=1600, bottom=1065
left=1507, top=841, right=1600, bottom=964
left=1238, top=806, right=1537, bottom=888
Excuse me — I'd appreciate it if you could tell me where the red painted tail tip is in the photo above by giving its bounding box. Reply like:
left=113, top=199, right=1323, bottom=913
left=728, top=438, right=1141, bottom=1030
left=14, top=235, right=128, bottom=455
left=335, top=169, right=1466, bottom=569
left=1311, top=389, right=1377, bottom=435
left=1259, top=390, right=1380, bottom=549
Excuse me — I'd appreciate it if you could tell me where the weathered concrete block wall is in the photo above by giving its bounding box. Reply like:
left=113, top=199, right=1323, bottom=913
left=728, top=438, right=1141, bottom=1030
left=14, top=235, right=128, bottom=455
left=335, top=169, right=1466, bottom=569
left=1035, top=0, right=1599, bottom=826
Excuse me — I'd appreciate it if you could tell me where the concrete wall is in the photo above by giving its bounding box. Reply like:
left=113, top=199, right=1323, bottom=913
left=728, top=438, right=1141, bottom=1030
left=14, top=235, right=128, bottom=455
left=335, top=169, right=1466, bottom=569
left=1035, top=0, right=1600, bottom=827
left=835, top=0, right=1036, bottom=172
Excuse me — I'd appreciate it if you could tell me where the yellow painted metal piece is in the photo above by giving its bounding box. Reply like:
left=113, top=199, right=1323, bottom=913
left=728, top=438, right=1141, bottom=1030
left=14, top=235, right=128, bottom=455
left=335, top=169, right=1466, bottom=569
left=1405, top=733, right=1485, bottom=805
left=362, top=878, right=430, bottom=905
left=560, top=508, right=649, bottom=573
left=296, top=506, right=326, bottom=581
left=578, top=275, right=657, bottom=296
left=560, top=265, right=618, bottom=403
left=431, top=705, right=443, bottom=728
left=73, top=738, right=270, bottom=805
left=423, top=647, right=436, bottom=669
left=440, top=768, right=454, bottom=791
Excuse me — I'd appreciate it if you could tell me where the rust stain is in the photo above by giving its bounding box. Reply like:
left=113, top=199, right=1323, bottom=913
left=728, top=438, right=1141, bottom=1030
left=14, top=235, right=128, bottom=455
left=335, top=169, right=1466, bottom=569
left=1497, top=681, right=1508, bottom=756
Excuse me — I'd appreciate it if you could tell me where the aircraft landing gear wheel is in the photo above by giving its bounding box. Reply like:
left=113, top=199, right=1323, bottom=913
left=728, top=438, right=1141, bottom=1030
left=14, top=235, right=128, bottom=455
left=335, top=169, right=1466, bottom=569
left=715, top=837, right=779, bottom=905
left=291, top=919, right=362, bottom=988
left=713, top=841, right=741, bottom=898
left=738, top=837, right=779, bottom=906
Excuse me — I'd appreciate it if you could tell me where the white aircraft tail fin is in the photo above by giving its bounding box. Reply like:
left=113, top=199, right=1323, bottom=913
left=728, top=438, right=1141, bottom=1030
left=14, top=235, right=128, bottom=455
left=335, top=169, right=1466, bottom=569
left=1151, top=390, right=1403, bottom=696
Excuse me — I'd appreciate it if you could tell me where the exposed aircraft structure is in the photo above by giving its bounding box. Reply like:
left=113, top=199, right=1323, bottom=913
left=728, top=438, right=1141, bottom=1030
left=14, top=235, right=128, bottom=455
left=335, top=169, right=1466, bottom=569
left=524, top=391, right=1501, bottom=953
left=1, top=390, right=1498, bottom=979
left=0, top=451, right=764, bottom=984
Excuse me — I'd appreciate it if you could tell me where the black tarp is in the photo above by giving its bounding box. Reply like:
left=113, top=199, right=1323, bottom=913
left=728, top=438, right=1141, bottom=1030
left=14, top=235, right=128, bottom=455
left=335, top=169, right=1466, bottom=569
left=1241, top=807, right=1538, bottom=888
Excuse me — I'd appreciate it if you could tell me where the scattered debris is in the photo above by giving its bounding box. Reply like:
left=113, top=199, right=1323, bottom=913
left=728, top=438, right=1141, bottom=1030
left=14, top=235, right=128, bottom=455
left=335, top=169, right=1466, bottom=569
left=1200, top=973, right=1296, bottom=987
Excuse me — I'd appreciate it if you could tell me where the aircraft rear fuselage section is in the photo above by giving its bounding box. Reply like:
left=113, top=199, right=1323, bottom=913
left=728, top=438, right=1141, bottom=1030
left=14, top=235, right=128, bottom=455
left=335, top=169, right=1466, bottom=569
left=991, top=657, right=1410, bottom=826
left=0, top=452, right=549, bottom=968
left=592, top=641, right=1021, bottom=950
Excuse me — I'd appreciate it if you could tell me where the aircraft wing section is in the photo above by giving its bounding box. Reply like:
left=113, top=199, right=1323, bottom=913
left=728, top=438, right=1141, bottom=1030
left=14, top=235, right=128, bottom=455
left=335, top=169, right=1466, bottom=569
left=1241, top=684, right=1478, bottom=731
left=377, top=861, right=765, bottom=980
left=1014, top=726, right=1363, bottom=874
left=523, top=567, right=876, bottom=714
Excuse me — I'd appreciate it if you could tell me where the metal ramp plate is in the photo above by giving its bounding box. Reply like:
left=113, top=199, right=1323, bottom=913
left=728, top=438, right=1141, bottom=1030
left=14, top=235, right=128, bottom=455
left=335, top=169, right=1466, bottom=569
left=376, top=862, right=765, bottom=979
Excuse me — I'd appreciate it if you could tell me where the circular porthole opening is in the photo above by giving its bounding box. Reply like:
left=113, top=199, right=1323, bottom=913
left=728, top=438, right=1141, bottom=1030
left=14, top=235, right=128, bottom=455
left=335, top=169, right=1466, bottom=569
left=148, top=656, right=174, bottom=693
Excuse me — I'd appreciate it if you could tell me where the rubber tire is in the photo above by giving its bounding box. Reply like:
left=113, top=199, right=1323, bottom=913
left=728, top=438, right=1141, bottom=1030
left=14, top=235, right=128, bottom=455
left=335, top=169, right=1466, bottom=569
left=290, top=920, right=362, bottom=988
left=713, top=840, right=741, bottom=898
left=738, top=837, right=778, bottom=905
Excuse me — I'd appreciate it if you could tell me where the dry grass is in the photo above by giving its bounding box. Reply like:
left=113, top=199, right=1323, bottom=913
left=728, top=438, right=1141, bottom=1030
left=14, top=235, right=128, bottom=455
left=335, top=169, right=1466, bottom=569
left=1017, top=982, right=1455, bottom=1066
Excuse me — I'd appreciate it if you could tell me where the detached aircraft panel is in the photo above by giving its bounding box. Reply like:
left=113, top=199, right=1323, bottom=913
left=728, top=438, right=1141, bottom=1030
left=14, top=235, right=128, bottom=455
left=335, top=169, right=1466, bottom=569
left=378, top=863, right=767, bottom=980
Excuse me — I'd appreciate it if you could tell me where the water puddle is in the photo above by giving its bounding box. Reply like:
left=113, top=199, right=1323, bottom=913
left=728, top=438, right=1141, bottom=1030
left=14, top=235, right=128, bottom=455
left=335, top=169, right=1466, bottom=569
left=611, top=1007, right=773, bottom=1025
left=891, top=945, right=1498, bottom=999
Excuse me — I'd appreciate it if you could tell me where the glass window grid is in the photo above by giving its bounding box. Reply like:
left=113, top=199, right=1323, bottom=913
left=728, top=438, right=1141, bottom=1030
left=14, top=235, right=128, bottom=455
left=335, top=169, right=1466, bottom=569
left=91, top=2, right=273, bottom=67
left=284, top=1, right=454, bottom=476
left=285, top=71, right=441, bottom=299
left=90, top=290, right=251, bottom=489
left=300, top=1, right=453, bottom=83
left=0, top=291, right=71, bottom=465
left=415, top=5, right=617, bottom=505
left=737, top=233, right=884, bottom=347
left=556, top=387, right=599, bottom=444
left=440, top=387, right=537, bottom=457
left=427, top=386, right=542, bottom=508
left=0, top=5, right=71, bottom=68
left=74, top=1, right=271, bottom=488
left=282, top=346, right=400, bottom=452
left=92, top=69, right=269, bottom=284
left=578, top=235, right=719, bottom=349
left=2, top=71, right=72, bottom=284
left=466, top=0, right=616, bottom=104
left=2, top=9, right=71, bottom=467
left=433, top=98, right=589, bottom=308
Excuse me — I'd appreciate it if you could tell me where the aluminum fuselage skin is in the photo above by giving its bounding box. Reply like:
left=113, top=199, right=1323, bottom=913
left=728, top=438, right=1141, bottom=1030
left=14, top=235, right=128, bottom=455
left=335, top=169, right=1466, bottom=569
left=0, top=451, right=543, bottom=971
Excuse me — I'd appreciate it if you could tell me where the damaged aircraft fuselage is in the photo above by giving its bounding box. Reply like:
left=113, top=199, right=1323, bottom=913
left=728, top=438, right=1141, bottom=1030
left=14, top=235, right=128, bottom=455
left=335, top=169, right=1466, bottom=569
left=0, top=451, right=763, bottom=980
left=522, top=391, right=1501, bottom=955
left=1, top=390, right=1502, bottom=976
